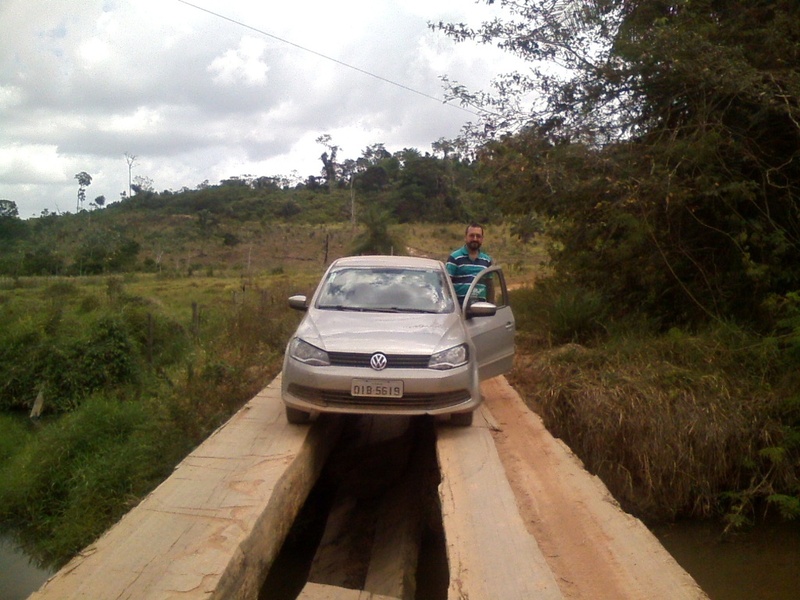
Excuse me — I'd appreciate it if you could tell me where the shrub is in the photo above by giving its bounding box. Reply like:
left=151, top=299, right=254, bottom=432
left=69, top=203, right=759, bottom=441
left=0, top=273, right=299, bottom=567
left=0, top=325, right=47, bottom=411
left=0, top=395, right=187, bottom=567
left=510, top=278, right=607, bottom=345
left=511, top=325, right=800, bottom=523
left=43, top=316, right=141, bottom=411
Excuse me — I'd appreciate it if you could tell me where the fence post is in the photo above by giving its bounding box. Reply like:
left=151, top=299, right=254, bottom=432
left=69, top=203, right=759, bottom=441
left=191, top=302, right=200, bottom=339
left=147, top=312, right=154, bottom=364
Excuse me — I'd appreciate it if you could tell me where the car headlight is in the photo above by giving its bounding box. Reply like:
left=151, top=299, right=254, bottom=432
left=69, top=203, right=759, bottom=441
left=428, top=344, right=468, bottom=370
left=289, top=338, right=330, bottom=366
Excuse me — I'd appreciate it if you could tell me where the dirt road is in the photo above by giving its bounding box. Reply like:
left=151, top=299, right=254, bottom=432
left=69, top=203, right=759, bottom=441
left=481, top=377, right=708, bottom=600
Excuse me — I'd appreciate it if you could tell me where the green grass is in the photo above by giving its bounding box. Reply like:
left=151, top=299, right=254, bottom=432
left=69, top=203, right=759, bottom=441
left=509, top=286, right=800, bottom=525
left=0, top=395, right=186, bottom=564
left=0, top=271, right=305, bottom=567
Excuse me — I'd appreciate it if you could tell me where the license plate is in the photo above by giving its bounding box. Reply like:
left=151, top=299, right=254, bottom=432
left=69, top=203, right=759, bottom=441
left=351, top=379, right=403, bottom=398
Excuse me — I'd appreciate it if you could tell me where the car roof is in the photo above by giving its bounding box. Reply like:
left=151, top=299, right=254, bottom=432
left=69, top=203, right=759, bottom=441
left=329, top=255, right=445, bottom=270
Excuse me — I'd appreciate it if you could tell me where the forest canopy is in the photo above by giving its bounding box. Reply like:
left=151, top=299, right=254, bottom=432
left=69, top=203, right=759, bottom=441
left=438, top=0, right=800, bottom=325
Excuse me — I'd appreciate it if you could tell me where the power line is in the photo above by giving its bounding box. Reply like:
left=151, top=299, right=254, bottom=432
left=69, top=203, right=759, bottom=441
left=175, top=0, right=488, bottom=118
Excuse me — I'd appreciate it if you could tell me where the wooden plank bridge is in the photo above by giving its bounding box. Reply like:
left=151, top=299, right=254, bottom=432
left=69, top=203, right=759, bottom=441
left=29, top=376, right=706, bottom=600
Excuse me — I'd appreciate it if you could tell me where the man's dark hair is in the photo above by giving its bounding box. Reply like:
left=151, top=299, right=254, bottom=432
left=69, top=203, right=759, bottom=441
left=465, top=222, right=484, bottom=235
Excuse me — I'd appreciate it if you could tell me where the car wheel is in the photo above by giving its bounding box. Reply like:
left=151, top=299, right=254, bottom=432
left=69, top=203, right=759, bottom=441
left=450, top=411, right=473, bottom=427
left=285, top=406, right=311, bottom=424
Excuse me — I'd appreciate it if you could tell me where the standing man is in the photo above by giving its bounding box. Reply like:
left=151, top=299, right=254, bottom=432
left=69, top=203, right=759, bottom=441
left=447, top=223, right=493, bottom=306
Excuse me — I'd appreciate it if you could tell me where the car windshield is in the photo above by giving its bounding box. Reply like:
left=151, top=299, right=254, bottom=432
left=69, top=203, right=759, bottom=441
left=315, top=266, right=454, bottom=314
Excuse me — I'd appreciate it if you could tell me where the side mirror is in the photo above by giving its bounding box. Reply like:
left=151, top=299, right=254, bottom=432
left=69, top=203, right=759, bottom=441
left=465, top=301, right=497, bottom=318
left=288, top=295, right=308, bottom=311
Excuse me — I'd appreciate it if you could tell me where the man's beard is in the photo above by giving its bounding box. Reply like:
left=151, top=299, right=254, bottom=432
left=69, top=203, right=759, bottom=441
left=467, top=241, right=481, bottom=251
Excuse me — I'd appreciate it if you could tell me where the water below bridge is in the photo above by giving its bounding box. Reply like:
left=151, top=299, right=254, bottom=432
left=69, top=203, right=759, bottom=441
left=0, top=535, right=52, bottom=600
left=653, top=519, right=800, bottom=600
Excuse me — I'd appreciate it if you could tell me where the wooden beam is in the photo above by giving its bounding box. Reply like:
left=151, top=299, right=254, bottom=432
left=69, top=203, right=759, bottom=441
left=30, top=375, right=341, bottom=600
left=297, top=581, right=398, bottom=600
left=436, top=404, right=564, bottom=600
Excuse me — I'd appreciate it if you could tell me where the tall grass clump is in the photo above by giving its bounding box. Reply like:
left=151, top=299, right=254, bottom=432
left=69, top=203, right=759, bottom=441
left=510, top=278, right=607, bottom=345
left=169, top=278, right=300, bottom=435
left=0, top=415, right=32, bottom=462
left=510, top=320, right=800, bottom=526
left=0, top=395, right=188, bottom=566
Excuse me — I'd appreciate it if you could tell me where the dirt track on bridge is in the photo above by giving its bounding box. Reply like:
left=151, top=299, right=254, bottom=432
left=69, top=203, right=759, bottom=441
left=481, top=377, right=707, bottom=600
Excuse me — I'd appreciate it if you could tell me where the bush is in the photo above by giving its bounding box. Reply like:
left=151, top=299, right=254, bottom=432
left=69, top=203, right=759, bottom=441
left=0, top=395, right=187, bottom=567
left=0, top=299, right=148, bottom=412
left=511, top=325, right=800, bottom=523
left=0, top=273, right=297, bottom=567
left=120, top=305, right=189, bottom=367
left=43, top=316, right=141, bottom=412
left=511, top=277, right=607, bottom=345
left=0, top=314, right=61, bottom=411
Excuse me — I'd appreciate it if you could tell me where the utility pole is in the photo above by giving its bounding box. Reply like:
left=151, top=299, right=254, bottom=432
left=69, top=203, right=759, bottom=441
left=350, top=175, right=356, bottom=230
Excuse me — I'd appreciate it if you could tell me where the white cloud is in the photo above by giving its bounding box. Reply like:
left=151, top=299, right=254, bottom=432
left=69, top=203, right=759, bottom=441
left=209, top=37, right=269, bottom=86
left=0, top=145, right=67, bottom=184
left=0, top=0, right=528, bottom=218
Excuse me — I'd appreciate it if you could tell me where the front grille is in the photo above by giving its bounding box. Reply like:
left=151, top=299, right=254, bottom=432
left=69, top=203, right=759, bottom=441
left=287, top=384, right=471, bottom=410
left=328, top=352, right=431, bottom=369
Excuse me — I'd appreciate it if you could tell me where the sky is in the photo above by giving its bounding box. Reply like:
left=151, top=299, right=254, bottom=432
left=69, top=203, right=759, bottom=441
left=0, top=0, right=526, bottom=218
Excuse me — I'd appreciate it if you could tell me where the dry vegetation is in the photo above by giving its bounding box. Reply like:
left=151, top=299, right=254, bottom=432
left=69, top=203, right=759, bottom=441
left=508, top=306, right=800, bottom=525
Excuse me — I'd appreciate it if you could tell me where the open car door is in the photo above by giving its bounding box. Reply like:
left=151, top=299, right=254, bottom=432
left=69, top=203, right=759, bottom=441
left=462, top=266, right=516, bottom=380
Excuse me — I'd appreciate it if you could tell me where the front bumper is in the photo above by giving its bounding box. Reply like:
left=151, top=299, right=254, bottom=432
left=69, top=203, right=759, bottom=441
left=280, top=357, right=481, bottom=416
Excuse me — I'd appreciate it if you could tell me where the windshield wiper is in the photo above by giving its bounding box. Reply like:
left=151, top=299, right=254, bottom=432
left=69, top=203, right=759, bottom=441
left=320, top=305, right=440, bottom=314
left=319, top=305, right=369, bottom=312
left=373, top=307, right=440, bottom=314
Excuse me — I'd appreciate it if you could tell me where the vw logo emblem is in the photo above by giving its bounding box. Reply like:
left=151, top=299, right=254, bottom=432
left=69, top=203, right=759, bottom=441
left=370, top=353, right=388, bottom=371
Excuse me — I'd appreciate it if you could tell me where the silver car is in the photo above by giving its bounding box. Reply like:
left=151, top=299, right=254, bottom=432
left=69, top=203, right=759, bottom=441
left=281, top=255, right=515, bottom=426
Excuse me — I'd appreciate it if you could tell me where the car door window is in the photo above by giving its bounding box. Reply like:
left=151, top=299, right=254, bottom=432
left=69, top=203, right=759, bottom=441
left=464, top=267, right=515, bottom=380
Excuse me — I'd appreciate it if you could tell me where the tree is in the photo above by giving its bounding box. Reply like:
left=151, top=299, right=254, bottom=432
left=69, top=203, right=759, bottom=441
left=394, top=152, right=461, bottom=222
left=125, top=153, right=137, bottom=199
left=132, top=175, right=154, bottom=195
left=440, top=1, right=800, bottom=324
left=317, top=134, right=339, bottom=190
left=0, top=199, right=19, bottom=218
left=351, top=205, right=404, bottom=255
left=0, top=199, right=27, bottom=244
left=360, top=143, right=391, bottom=166
left=22, top=247, right=64, bottom=275
left=75, top=172, right=92, bottom=212
left=73, top=230, right=140, bottom=274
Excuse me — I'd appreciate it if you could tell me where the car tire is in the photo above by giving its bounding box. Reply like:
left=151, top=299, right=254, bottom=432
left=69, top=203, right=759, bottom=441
left=285, top=406, right=311, bottom=424
left=450, top=411, right=473, bottom=427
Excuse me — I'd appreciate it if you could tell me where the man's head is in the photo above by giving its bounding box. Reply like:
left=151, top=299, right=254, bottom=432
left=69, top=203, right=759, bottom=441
left=465, top=223, right=484, bottom=252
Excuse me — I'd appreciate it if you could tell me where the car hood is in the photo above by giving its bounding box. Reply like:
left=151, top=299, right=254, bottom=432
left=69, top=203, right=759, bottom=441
left=295, top=309, right=466, bottom=355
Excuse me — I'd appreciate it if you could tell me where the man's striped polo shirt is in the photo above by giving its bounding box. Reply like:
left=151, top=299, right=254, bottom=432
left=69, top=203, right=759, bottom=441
left=446, top=245, right=493, bottom=303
